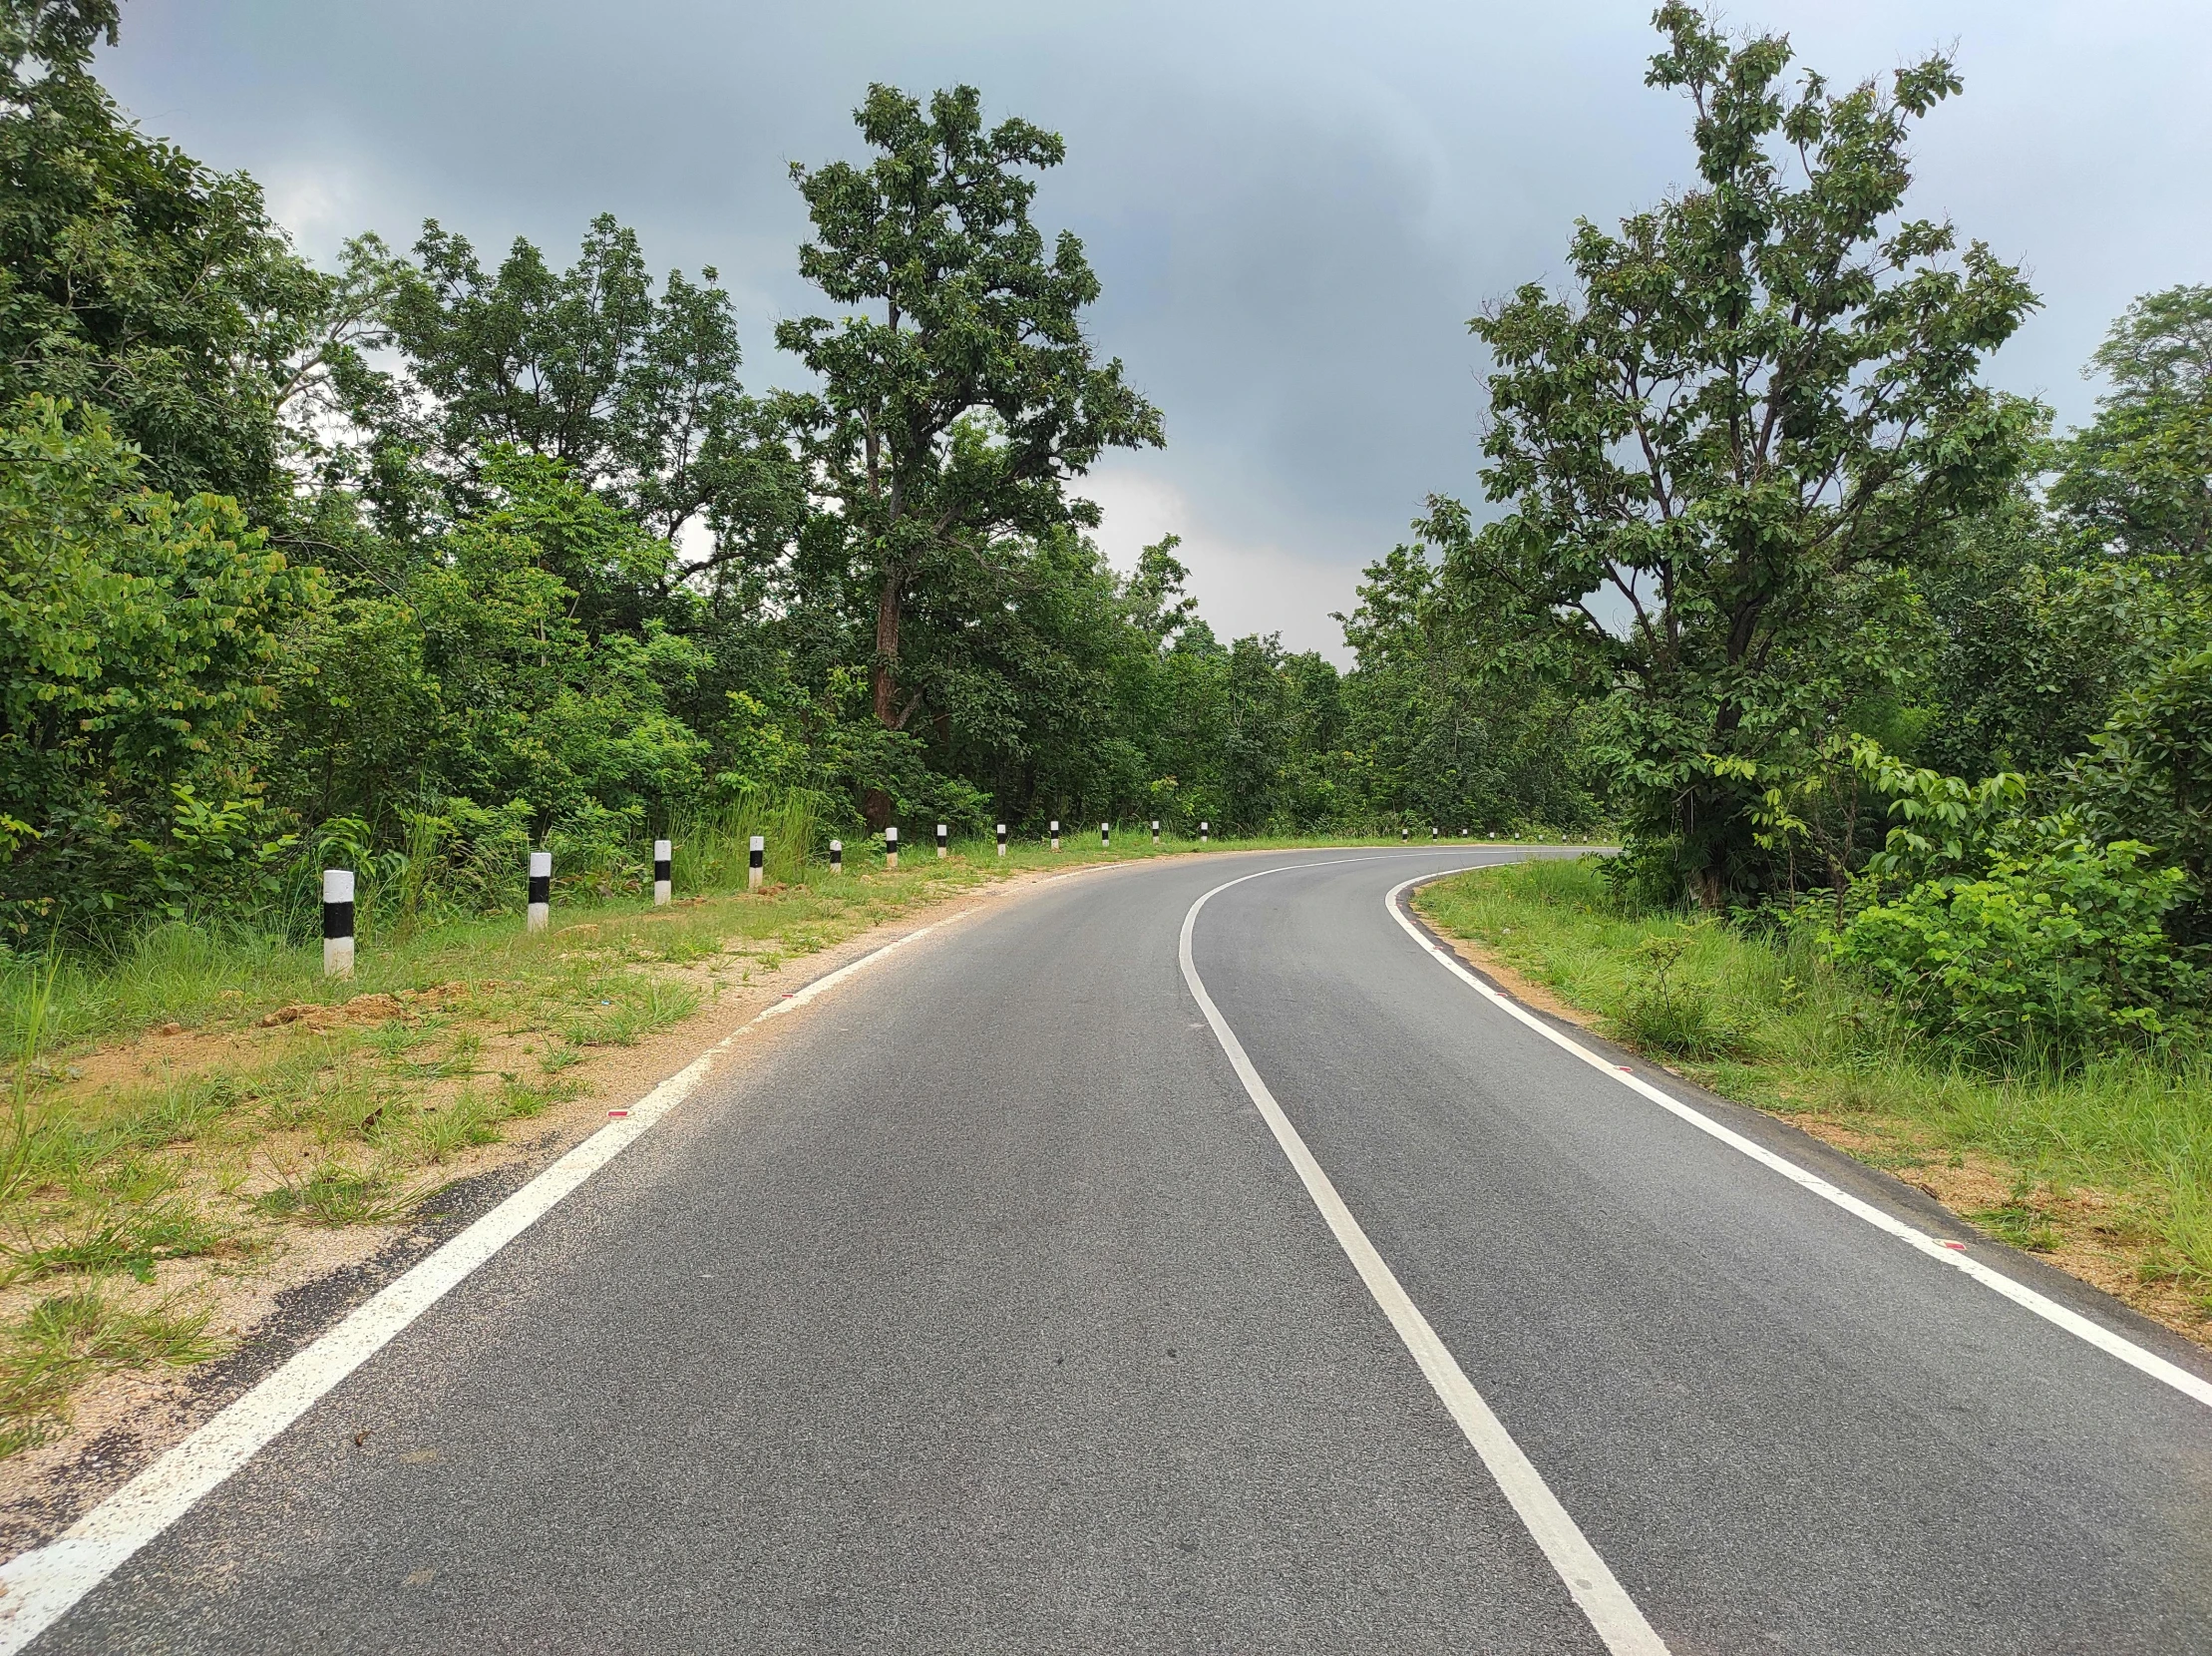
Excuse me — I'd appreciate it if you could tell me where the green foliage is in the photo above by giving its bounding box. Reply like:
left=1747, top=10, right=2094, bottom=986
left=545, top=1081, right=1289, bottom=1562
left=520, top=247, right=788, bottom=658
left=0, top=3, right=334, bottom=517
left=2050, top=284, right=2212, bottom=567
left=777, top=84, right=1164, bottom=806
left=2067, top=645, right=2212, bottom=946
left=1450, top=7, right=2037, bottom=906
left=0, top=399, right=319, bottom=933
left=1834, top=837, right=2201, bottom=1052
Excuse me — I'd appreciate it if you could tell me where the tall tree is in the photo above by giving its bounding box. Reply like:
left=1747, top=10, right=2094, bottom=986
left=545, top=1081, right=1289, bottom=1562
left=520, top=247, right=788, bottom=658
left=352, top=215, right=803, bottom=592
left=2050, top=284, right=2212, bottom=568
left=1445, top=4, right=2037, bottom=904
left=0, top=0, right=341, bottom=517
left=777, top=84, right=1163, bottom=822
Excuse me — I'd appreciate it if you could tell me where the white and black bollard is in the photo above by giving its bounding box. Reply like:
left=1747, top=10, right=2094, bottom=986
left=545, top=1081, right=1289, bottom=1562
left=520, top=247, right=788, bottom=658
left=527, top=850, right=552, bottom=932
left=1101, top=821, right=1110, bottom=848
left=936, top=822, right=948, bottom=859
left=653, top=838, right=672, bottom=905
left=830, top=838, right=843, bottom=875
left=1401, top=826, right=1408, bottom=842
left=1050, top=819, right=1060, bottom=852
left=996, top=822, right=1007, bottom=858
left=748, top=834, right=765, bottom=891
left=322, top=869, right=355, bottom=979
left=1200, top=821, right=1209, bottom=845
left=1431, top=827, right=1438, bottom=841
left=885, top=825, right=899, bottom=870
left=1151, top=819, right=1160, bottom=846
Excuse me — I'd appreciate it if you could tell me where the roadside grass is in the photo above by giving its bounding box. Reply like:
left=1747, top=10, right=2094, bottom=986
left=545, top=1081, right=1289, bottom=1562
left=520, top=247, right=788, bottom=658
left=0, top=1288, right=219, bottom=1456
left=0, top=828, right=1590, bottom=1459
left=1414, top=857, right=2212, bottom=1331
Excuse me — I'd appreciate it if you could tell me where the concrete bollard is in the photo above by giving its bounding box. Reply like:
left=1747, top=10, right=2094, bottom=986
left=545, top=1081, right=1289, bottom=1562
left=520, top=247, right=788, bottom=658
left=322, top=869, right=355, bottom=978
left=653, top=839, right=671, bottom=905
left=1101, top=821, right=1110, bottom=848
left=830, top=838, right=843, bottom=875
left=527, top=850, right=552, bottom=932
left=1200, top=821, right=1209, bottom=845
left=1152, top=819, right=1160, bottom=846
left=996, top=822, right=1007, bottom=857
left=1401, top=826, right=1408, bottom=842
left=885, top=825, right=899, bottom=871
left=1050, top=819, right=1060, bottom=852
left=1431, top=827, right=1438, bottom=841
left=748, top=834, right=765, bottom=891
left=936, top=822, right=948, bottom=859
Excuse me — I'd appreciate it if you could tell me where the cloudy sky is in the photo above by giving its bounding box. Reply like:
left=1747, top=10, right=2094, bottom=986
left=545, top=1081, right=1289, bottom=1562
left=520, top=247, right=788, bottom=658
left=100, top=1, right=2212, bottom=658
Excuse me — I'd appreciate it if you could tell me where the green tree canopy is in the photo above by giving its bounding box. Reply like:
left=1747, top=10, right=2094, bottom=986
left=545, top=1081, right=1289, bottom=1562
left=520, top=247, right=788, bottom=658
left=1446, top=4, right=2037, bottom=904
left=776, top=84, right=1163, bottom=822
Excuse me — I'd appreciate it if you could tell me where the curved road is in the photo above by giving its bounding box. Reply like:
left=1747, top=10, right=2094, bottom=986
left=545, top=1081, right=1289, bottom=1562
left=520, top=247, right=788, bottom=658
left=18, top=849, right=2212, bottom=1653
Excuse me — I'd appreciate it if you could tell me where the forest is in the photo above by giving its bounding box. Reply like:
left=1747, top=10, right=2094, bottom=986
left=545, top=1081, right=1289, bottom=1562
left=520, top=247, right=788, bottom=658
left=2, top=0, right=2208, bottom=1060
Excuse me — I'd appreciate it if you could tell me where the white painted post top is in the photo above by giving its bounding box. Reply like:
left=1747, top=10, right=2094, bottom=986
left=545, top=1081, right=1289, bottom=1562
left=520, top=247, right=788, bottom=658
left=830, top=839, right=843, bottom=851
left=1050, top=820, right=1059, bottom=832
left=996, top=823, right=1006, bottom=833
left=322, top=869, right=354, bottom=903
left=654, top=838, right=671, bottom=859
left=887, top=826, right=899, bottom=842
left=529, top=851, right=553, bottom=878
left=750, top=835, right=764, bottom=851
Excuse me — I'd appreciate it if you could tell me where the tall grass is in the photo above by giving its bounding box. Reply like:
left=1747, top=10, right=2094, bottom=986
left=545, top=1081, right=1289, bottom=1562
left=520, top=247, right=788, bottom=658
left=667, top=789, right=831, bottom=892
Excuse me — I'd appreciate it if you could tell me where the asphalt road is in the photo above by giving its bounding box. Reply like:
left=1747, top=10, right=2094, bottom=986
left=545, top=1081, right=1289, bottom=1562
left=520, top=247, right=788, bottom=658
left=30, top=849, right=2212, bottom=1653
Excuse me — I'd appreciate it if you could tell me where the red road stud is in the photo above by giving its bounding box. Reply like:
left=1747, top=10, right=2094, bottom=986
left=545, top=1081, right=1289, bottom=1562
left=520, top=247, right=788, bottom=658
left=1942, top=1240, right=1967, bottom=1251
left=607, top=1108, right=630, bottom=1118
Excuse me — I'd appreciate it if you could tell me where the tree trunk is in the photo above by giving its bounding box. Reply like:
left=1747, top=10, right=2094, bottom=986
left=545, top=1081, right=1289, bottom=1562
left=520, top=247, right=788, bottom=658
left=871, top=568, right=902, bottom=727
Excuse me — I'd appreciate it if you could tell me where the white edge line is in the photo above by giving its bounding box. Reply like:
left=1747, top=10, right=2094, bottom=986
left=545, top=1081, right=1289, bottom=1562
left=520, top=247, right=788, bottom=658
left=1180, top=859, right=1670, bottom=1656
left=1384, top=874, right=2212, bottom=1414
left=0, top=918, right=949, bottom=1653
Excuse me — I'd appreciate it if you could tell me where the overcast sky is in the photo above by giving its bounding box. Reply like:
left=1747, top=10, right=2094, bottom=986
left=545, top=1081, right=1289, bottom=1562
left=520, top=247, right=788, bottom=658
left=99, top=0, right=2212, bottom=659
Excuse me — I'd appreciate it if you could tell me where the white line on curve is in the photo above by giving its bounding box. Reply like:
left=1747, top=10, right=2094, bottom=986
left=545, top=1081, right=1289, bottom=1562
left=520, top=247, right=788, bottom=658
left=0, top=918, right=952, bottom=1654
left=1383, top=875, right=2212, bottom=1414
left=1180, top=860, right=1671, bottom=1656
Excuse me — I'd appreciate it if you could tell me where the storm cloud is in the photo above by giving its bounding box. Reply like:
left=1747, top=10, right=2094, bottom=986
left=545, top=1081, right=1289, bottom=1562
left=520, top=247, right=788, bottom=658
left=101, top=0, right=2212, bottom=656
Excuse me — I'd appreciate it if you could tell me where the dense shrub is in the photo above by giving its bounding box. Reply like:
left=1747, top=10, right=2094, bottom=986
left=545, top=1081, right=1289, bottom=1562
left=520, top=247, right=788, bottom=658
left=1833, top=838, right=2203, bottom=1050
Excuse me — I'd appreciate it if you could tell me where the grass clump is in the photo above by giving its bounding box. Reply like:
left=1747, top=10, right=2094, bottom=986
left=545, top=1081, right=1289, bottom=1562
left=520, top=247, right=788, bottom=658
left=0, top=1289, right=220, bottom=1456
left=251, top=1166, right=427, bottom=1226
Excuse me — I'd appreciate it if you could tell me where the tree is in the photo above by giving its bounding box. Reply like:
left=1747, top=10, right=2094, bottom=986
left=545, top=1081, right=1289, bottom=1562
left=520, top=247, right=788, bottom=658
left=1448, top=5, right=2036, bottom=905
left=2050, top=284, right=2212, bottom=568
left=0, top=397, right=319, bottom=930
left=347, top=215, right=805, bottom=597
left=0, top=0, right=335, bottom=517
left=777, top=84, right=1163, bottom=823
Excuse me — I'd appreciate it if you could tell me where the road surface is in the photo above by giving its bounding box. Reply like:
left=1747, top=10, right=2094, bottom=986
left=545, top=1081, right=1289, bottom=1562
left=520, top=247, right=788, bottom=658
left=19, top=849, right=2212, bottom=1653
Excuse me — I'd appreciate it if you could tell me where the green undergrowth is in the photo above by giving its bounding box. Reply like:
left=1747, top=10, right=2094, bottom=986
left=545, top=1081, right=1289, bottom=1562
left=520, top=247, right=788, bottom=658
left=1414, top=856, right=2212, bottom=1309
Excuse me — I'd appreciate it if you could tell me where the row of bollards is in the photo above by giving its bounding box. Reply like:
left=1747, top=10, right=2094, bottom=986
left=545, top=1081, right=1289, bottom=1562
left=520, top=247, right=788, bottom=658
left=319, top=816, right=1236, bottom=977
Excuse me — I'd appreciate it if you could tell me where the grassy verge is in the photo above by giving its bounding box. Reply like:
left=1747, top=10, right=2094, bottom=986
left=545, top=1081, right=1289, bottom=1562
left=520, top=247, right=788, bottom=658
left=0, top=830, right=1586, bottom=1457
left=1414, top=856, right=2212, bottom=1342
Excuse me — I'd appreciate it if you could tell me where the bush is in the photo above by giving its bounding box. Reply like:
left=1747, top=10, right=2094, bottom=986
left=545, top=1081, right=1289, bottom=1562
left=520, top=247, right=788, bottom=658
left=1833, top=838, right=2203, bottom=1052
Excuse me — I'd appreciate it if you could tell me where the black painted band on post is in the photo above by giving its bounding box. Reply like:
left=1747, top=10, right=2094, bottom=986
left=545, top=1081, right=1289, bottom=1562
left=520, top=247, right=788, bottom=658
left=750, top=841, right=764, bottom=871
left=654, top=855, right=672, bottom=882
left=323, top=899, right=354, bottom=940
left=528, top=874, right=551, bottom=904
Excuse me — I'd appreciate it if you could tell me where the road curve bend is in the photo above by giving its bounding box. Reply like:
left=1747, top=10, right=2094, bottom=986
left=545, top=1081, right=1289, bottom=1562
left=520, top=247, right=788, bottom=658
left=18, top=848, right=2212, bottom=1654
